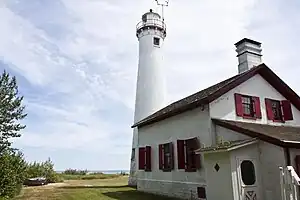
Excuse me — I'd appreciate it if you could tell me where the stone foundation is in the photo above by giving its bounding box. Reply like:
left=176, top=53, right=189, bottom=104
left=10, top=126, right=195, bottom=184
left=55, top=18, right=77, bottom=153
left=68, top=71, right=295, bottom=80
left=137, top=179, right=205, bottom=199
left=128, top=172, right=137, bottom=187
left=128, top=160, right=137, bottom=187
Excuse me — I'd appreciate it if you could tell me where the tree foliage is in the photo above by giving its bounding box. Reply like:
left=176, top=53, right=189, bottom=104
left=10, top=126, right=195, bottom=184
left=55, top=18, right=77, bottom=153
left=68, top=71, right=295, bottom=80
left=0, top=70, right=28, bottom=199
left=0, top=149, right=27, bottom=199
left=26, top=158, right=63, bottom=183
left=0, top=70, right=27, bottom=152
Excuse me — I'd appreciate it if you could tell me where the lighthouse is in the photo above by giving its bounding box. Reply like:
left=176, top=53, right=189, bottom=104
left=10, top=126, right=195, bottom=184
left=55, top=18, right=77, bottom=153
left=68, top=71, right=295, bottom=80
left=128, top=9, right=167, bottom=186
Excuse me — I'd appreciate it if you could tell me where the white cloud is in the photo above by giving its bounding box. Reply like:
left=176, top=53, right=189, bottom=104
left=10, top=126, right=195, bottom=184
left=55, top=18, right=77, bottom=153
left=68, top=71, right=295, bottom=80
left=1, top=0, right=300, bottom=169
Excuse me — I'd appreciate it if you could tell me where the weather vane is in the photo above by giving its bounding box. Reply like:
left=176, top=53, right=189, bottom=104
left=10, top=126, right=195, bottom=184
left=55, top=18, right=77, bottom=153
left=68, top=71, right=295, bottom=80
left=155, top=0, right=169, bottom=21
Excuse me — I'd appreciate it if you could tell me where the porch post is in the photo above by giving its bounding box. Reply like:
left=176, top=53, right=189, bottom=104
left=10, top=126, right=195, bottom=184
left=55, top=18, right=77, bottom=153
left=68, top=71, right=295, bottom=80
left=280, top=167, right=287, bottom=200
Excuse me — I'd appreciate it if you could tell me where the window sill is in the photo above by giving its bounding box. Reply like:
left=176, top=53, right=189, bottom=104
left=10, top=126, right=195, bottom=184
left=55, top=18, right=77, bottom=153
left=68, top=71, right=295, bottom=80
left=185, top=168, right=197, bottom=172
left=242, top=115, right=257, bottom=120
left=272, top=119, right=285, bottom=123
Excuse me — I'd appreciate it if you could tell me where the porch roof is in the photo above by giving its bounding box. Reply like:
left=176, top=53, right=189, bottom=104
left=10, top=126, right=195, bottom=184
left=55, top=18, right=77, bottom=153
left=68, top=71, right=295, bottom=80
left=212, top=118, right=300, bottom=149
left=195, top=138, right=258, bottom=154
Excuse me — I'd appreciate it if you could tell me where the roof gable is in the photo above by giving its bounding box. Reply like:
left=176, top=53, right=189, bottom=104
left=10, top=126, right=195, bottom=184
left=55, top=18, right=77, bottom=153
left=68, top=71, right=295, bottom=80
left=133, top=63, right=300, bottom=128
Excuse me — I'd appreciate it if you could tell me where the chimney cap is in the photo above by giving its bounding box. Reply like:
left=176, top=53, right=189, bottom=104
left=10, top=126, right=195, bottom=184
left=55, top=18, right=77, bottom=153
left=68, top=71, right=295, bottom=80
left=235, top=38, right=261, bottom=47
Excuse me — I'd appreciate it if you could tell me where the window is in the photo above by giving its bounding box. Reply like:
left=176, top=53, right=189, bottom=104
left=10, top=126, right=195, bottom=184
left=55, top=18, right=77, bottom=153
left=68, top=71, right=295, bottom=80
left=142, top=14, right=147, bottom=22
left=242, top=95, right=255, bottom=117
left=159, top=142, right=174, bottom=171
left=241, top=160, right=256, bottom=185
left=271, top=100, right=282, bottom=120
left=153, top=37, right=160, bottom=46
left=265, top=98, right=293, bottom=122
left=197, top=187, right=206, bottom=199
left=131, top=148, right=135, bottom=161
left=235, top=93, right=261, bottom=119
left=177, top=137, right=201, bottom=172
left=138, top=146, right=151, bottom=171
left=295, top=155, right=300, bottom=176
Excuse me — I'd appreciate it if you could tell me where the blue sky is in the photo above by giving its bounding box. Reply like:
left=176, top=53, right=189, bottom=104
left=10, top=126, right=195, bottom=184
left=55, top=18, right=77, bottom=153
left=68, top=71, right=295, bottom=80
left=1, top=0, right=300, bottom=171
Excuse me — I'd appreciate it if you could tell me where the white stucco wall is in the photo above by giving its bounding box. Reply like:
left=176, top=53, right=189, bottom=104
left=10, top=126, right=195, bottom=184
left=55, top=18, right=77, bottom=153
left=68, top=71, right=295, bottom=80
left=137, top=106, right=211, bottom=199
left=258, top=141, right=286, bottom=200
left=215, top=125, right=250, bottom=142
left=217, top=126, right=286, bottom=200
left=209, top=74, right=300, bottom=126
left=204, top=152, right=233, bottom=200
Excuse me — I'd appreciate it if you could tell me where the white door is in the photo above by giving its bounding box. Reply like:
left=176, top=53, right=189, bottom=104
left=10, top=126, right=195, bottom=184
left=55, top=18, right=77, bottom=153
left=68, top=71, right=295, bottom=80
left=237, top=158, right=261, bottom=200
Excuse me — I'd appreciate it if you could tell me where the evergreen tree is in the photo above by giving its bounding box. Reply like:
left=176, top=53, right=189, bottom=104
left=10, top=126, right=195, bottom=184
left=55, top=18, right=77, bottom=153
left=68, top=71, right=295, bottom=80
left=0, top=70, right=27, bottom=152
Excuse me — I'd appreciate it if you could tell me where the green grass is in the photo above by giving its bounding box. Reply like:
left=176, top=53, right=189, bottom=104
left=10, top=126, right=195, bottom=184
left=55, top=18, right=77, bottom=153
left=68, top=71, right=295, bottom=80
left=59, top=173, right=122, bottom=180
left=14, top=176, right=178, bottom=200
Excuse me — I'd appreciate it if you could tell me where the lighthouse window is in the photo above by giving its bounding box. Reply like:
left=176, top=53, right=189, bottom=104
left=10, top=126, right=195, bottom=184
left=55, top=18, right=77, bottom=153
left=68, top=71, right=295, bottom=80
left=154, top=37, right=160, bottom=46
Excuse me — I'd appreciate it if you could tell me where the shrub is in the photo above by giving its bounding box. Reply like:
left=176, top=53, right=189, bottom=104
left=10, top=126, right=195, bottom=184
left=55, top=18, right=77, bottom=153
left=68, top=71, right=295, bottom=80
left=63, top=168, right=88, bottom=175
left=0, top=149, right=27, bottom=199
left=60, top=173, right=120, bottom=180
left=26, top=158, right=63, bottom=183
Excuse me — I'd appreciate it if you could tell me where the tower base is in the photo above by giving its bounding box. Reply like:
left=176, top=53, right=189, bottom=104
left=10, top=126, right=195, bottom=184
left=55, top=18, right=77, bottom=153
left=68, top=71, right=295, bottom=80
left=128, top=168, right=137, bottom=187
left=128, top=128, right=138, bottom=187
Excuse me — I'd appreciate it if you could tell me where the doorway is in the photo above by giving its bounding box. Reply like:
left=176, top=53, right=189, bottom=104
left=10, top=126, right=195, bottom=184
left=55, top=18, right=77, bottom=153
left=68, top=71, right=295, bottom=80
left=237, top=158, right=260, bottom=200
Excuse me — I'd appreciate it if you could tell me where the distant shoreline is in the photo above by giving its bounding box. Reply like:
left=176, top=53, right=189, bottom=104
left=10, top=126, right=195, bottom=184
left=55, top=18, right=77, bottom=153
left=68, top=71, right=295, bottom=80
left=55, top=170, right=130, bottom=174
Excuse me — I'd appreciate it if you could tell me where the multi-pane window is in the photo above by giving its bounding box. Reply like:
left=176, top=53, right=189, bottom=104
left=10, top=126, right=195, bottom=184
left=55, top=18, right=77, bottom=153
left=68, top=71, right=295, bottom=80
left=235, top=93, right=261, bottom=119
left=242, top=96, right=255, bottom=117
left=163, top=143, right=171, bottom=167
left=271, top=100, right=282, bottom=120
left=177, top=137, right=201, bottom=172
left=265, top=98, right=293, bottom=122
left=159, top=142, right=174, bottom=171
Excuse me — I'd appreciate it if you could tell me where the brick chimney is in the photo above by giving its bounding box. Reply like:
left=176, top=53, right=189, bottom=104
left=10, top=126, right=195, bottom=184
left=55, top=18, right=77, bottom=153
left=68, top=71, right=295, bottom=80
left=235, top=38, right=262, bottom=74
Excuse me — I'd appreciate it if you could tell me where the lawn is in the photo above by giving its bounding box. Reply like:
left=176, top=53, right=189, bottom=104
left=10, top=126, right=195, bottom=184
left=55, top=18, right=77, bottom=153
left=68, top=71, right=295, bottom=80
left=14, top=176, right=177, bottom=200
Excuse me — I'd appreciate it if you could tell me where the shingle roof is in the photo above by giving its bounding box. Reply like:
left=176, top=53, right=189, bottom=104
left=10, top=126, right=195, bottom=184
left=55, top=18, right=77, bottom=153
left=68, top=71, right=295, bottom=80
left=195, top=138, right=258, bottom=153
left=212, top=118, right=300, bottom=148
left=132, top=63, right=300, bottom=128
left=132, top=69, right=251, bottom=128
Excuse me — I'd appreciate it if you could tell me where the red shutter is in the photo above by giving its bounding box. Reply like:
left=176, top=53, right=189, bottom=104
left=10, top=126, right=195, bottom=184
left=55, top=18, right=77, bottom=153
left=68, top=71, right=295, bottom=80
left=253, top=96, right=261, bottom=119
left=177, top=140, right=185, bottom=169
left=158, top=144, right=164, bottom=170
left=295, top=155, right=300, bottom=176
left=193, top=138, right=202, bottom=169
left=145, top=146, right=152, bottom=171
left=234, top=93, right=243, bottom=116
left=282, top=100, right=293, bottom=121
left=185, top=140, right=191, bottom=171
left=138, top=147, right=145, bottom=170
left=186, top=137, right=201, bottom=171
left=265, top=98, right=274, bottom=120
left=195, top=154, right=201, bottom=169
left=169, top=142, right=174, bottom=170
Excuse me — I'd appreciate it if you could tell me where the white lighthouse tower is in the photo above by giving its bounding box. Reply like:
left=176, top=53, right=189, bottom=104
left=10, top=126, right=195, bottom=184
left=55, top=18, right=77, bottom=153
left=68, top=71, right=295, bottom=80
left=128, top=8, right=167, bottom=186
